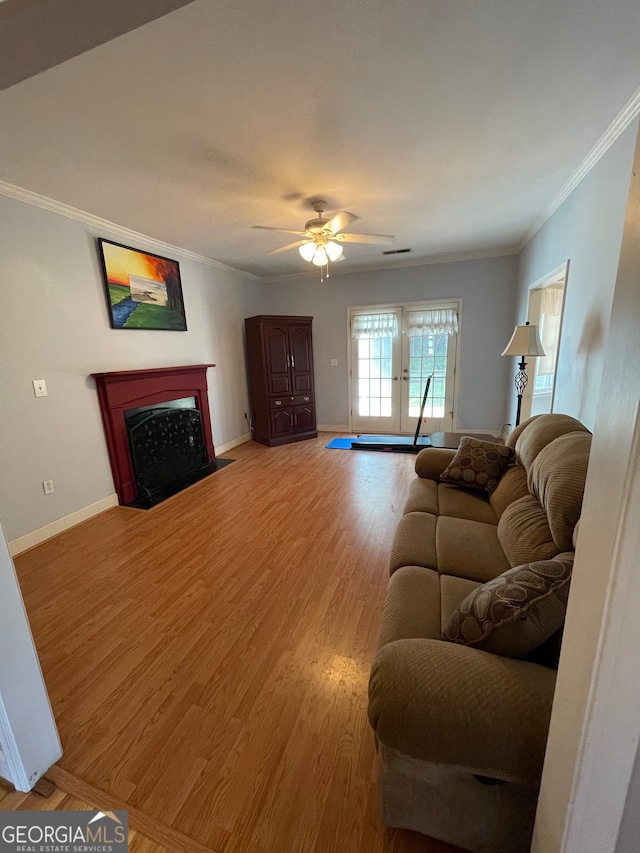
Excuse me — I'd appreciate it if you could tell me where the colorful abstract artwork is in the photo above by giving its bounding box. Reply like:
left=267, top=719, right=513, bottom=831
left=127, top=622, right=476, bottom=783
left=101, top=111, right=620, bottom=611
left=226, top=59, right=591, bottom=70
left=98, top=239, right=187, bottom=330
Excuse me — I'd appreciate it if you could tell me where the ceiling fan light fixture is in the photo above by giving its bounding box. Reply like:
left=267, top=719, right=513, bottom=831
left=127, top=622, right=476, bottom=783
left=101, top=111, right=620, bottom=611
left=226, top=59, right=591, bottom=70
left=312, top=247, right=328, bottom=266
left=299, top=242, right=316, bottom=262
left=325, top=240, right=343, bottom=262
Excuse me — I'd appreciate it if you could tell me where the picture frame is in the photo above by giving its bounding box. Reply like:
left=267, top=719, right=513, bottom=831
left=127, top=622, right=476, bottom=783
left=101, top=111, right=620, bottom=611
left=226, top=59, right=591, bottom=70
left=97, top=238, right=187, bottom=331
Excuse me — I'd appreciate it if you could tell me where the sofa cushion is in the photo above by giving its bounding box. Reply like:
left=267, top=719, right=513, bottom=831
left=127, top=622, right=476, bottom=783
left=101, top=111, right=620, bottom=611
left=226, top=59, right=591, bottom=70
left=403, top=477, right=439, bottom=515
left=489, top=465, right=530, bottom=519
left=440, top=575, right=481, bottom=634
left=436, top=516, right=510, bottom=583
left=438, top=484, right=497, bottom=524
left=497, top=494, right=560, bottom=567
left=414, top=447, right=457, bottom=480
left=377, top=566, right=443, bottom=648
left=390, top=512, right=438, bottom=574
left=529, top=431, right=591, bottom=551
left=439, top=437, right=514, bottom=493
left=442, top=552, right=574, bottom=658
left=513, top=414, right=589, bottom=471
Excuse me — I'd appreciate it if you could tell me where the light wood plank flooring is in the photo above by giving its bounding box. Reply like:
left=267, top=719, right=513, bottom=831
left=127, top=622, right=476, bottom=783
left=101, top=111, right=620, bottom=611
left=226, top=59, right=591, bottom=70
left=0, top=777, right=168, bottom=852
left=14, top=435, right=464, bottom=853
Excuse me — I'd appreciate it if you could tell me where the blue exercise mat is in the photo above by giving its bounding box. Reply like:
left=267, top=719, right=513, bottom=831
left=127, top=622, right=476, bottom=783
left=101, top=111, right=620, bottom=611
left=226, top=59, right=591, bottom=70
left=326, top=438, right=353, bottom=449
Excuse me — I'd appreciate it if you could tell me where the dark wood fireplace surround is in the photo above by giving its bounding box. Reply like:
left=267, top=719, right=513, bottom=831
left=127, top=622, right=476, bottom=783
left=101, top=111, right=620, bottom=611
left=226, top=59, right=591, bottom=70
left=92, top=365, right=215, bottom=505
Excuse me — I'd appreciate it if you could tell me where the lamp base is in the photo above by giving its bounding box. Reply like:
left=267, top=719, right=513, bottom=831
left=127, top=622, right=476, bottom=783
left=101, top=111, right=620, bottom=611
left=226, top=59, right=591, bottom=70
left=514, top=359, right=528, bottom=428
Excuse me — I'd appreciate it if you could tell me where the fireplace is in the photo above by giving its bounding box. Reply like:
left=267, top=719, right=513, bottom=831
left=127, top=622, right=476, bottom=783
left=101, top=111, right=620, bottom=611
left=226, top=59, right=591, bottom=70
left=92, top=365, right=225, bottom=507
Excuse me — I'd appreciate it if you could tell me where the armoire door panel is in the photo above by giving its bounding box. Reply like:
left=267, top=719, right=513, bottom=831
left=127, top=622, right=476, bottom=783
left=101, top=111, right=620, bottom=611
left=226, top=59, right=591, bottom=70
left=289, top=325, right=313, bottom=394
left=270, top=407, right=294, bottom=437
left=264, top=325, right=292, bottom=396
left=294, top=404, right=315, bottom=433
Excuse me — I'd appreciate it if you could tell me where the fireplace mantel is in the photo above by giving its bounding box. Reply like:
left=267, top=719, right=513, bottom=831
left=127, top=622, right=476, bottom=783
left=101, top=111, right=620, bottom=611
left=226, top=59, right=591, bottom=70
left=92, top=364, right=215, bottom=505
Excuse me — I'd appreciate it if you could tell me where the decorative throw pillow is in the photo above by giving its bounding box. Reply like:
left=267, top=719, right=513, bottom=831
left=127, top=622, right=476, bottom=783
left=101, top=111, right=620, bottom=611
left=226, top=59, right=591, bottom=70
left=439, top=437, right=514, bottom=493
left=443, top=552, right=574, bottom=658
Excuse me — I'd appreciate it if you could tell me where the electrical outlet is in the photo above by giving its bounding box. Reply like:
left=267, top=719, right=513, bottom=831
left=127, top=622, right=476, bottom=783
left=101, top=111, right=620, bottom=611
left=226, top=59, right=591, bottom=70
left=33, top=379, right=48, bottom=397
left=42, top=479, right=54, bottom=495
left=330, top=359, right=338, bottom=366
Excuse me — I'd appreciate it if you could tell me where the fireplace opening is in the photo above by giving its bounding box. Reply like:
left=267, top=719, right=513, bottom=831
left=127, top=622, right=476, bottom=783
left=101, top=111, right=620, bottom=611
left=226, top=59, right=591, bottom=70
left=123, top=396, right=231, bottom=509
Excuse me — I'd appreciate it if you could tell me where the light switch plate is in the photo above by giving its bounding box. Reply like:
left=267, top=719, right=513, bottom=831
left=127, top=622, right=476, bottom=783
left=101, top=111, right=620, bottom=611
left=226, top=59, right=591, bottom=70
left=33, top=379, right=48, bottom=397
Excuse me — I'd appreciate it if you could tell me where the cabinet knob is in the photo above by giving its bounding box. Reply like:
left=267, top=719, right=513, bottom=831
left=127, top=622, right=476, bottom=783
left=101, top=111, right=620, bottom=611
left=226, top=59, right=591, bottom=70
left=275, top=400, right=282, bottom=406
left=304, top=396, right=310, bottom=401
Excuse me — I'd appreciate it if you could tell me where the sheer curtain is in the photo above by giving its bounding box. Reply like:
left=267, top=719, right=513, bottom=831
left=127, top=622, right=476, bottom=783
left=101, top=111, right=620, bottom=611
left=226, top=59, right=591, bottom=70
left=537, top=286, right=563, bottom=376
left=402, top=308, right=458, bottom=336
left=351, top=312, right=399, bottom=339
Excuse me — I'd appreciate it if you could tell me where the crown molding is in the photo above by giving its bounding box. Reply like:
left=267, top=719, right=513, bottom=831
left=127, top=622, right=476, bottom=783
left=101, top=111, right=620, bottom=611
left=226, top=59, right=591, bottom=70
left=259, top=246, right=519, bottom=284
left=519, top=84, right=640, bottom=251
left=0, top=180, right=260, bottom=282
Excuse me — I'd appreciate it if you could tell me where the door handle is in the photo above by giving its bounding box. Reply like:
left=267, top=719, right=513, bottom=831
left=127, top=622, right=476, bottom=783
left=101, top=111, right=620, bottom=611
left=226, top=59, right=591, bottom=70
left=392, top=376, right=399, bottom=381
left=402, top=376, right=408, bottom=380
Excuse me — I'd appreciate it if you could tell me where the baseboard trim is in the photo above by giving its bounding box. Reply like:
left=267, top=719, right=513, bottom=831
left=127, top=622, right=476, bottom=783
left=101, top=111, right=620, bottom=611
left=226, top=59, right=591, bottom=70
left=215, top=432, right=251, bottom=454
left=47, top=765, right=220, bottom=853
left=8, top=495, right=119, bottom=557
left=317, top=424, right=350, bottom=433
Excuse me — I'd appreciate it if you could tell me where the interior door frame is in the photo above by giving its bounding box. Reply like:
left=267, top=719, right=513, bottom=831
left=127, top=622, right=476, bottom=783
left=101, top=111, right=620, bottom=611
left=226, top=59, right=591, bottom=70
left=347, top=298, right=462, bottom=434
left=521, top=260, right=570, bottom=423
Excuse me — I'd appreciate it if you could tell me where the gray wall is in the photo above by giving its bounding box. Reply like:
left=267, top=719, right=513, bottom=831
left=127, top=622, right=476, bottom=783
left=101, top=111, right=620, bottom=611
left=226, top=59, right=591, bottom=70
left=516, top=119, right=638, bottom=429
left=261, top=255, right=518, bottom=431
left=0, top=194, right=262, bottom=541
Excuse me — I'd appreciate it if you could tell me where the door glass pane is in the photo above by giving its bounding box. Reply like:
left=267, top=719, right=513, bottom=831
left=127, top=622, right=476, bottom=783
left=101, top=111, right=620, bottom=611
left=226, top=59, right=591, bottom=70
left=357, top=336, right=393, bottom=418
left=407, top=334, right=448, bottom=419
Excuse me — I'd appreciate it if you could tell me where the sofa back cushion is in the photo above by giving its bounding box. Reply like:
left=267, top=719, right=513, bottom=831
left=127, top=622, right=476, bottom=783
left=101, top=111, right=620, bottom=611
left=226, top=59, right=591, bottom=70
left=512, top=413, right=589, bottom=471
left=497, top=494, right=560, bottom=567
left=529, top=431, right=592, bottom=551
left=489, top=465, right=529, bottom=518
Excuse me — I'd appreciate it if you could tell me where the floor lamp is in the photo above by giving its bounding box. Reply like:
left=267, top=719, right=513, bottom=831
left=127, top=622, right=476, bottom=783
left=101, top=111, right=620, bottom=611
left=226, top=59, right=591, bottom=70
left=501, top=321, right=545, bottom=427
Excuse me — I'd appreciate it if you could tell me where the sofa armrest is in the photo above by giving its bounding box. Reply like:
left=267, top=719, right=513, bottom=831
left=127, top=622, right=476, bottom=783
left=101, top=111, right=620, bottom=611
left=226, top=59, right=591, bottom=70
left=414, top=448, right=457, bottom=480
left=368, top=638, right=556, bottom=784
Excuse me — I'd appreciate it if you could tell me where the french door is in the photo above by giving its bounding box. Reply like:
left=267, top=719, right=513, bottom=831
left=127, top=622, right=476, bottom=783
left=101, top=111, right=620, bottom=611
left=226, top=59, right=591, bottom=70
left=350, top=303, right=458, bottom=434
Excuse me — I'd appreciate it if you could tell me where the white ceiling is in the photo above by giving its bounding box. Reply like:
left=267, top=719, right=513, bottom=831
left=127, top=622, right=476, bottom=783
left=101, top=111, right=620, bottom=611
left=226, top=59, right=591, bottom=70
left=1, top=0, right=640, bottom=278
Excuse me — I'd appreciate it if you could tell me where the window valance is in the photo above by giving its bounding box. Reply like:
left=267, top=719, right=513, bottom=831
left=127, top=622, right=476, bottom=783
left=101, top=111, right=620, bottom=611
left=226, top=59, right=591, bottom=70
left=351, top=312, right=399, bottom=339
left=402, top=308, right=458, bottom=336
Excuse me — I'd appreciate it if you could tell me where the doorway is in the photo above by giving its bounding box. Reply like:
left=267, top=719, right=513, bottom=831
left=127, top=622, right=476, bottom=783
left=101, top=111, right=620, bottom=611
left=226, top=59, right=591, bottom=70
left=521, top=263, right=568, bottom=423
left=348, top=302, right=459, bottom=434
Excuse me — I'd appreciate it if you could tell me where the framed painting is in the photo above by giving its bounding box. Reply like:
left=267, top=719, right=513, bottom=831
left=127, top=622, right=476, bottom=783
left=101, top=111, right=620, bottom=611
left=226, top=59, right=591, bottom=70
left=97, top=238, right=187, bottom=330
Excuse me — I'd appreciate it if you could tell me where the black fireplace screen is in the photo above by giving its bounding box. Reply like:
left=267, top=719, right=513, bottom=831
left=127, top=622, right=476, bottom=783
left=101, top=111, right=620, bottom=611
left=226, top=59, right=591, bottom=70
left=126, top=404, right=208, bottom=498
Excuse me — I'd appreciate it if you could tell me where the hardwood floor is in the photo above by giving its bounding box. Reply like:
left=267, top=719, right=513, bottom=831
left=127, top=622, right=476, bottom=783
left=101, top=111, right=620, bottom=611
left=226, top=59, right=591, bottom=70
left=0, top=778, right=168, bottom=852
left=14, top=435, right=465, bottom=853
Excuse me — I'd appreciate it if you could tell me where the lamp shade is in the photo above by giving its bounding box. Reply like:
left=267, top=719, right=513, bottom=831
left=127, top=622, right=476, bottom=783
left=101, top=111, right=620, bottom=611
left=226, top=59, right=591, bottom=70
left=501, top=323, right=546, bottom=357
left=312, top=247, right=328, bottom=266
left=299, top=242, right=316, bottom=262
left=325, top=240, right=343, bottom=261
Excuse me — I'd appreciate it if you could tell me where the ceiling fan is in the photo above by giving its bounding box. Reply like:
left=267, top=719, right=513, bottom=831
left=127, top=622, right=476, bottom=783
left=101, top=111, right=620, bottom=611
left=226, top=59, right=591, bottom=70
left=252, top=200, right=394, bottom=278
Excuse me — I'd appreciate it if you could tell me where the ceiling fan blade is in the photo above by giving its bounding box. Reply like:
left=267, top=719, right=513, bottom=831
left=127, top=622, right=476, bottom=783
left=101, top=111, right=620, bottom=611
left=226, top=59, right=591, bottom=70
left=337, top=233, right=394, bottom=244
left=266, top=240, right=307, bottom=256
left=252, top=226, right=305, bottom=236
left=324, top=211, right=360, bottom=234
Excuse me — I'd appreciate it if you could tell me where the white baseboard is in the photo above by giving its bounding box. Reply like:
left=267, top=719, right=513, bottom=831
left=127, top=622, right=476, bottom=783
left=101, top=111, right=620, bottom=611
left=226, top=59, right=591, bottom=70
left=317, top=424, right=350, bottom=433
left=216, top=432, right=251, bottom=454
left=8, top=494, right=119, bottom=557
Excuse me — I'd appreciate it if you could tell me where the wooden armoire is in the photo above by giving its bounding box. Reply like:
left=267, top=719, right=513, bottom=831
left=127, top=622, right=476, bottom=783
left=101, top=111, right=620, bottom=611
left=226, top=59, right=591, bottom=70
left=244, top=315, right=317, bottom=446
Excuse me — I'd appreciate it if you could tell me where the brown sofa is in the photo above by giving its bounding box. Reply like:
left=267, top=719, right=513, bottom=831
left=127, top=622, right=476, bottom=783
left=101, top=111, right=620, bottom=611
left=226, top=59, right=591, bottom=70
left=368, top=414, right=592, bottom=853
